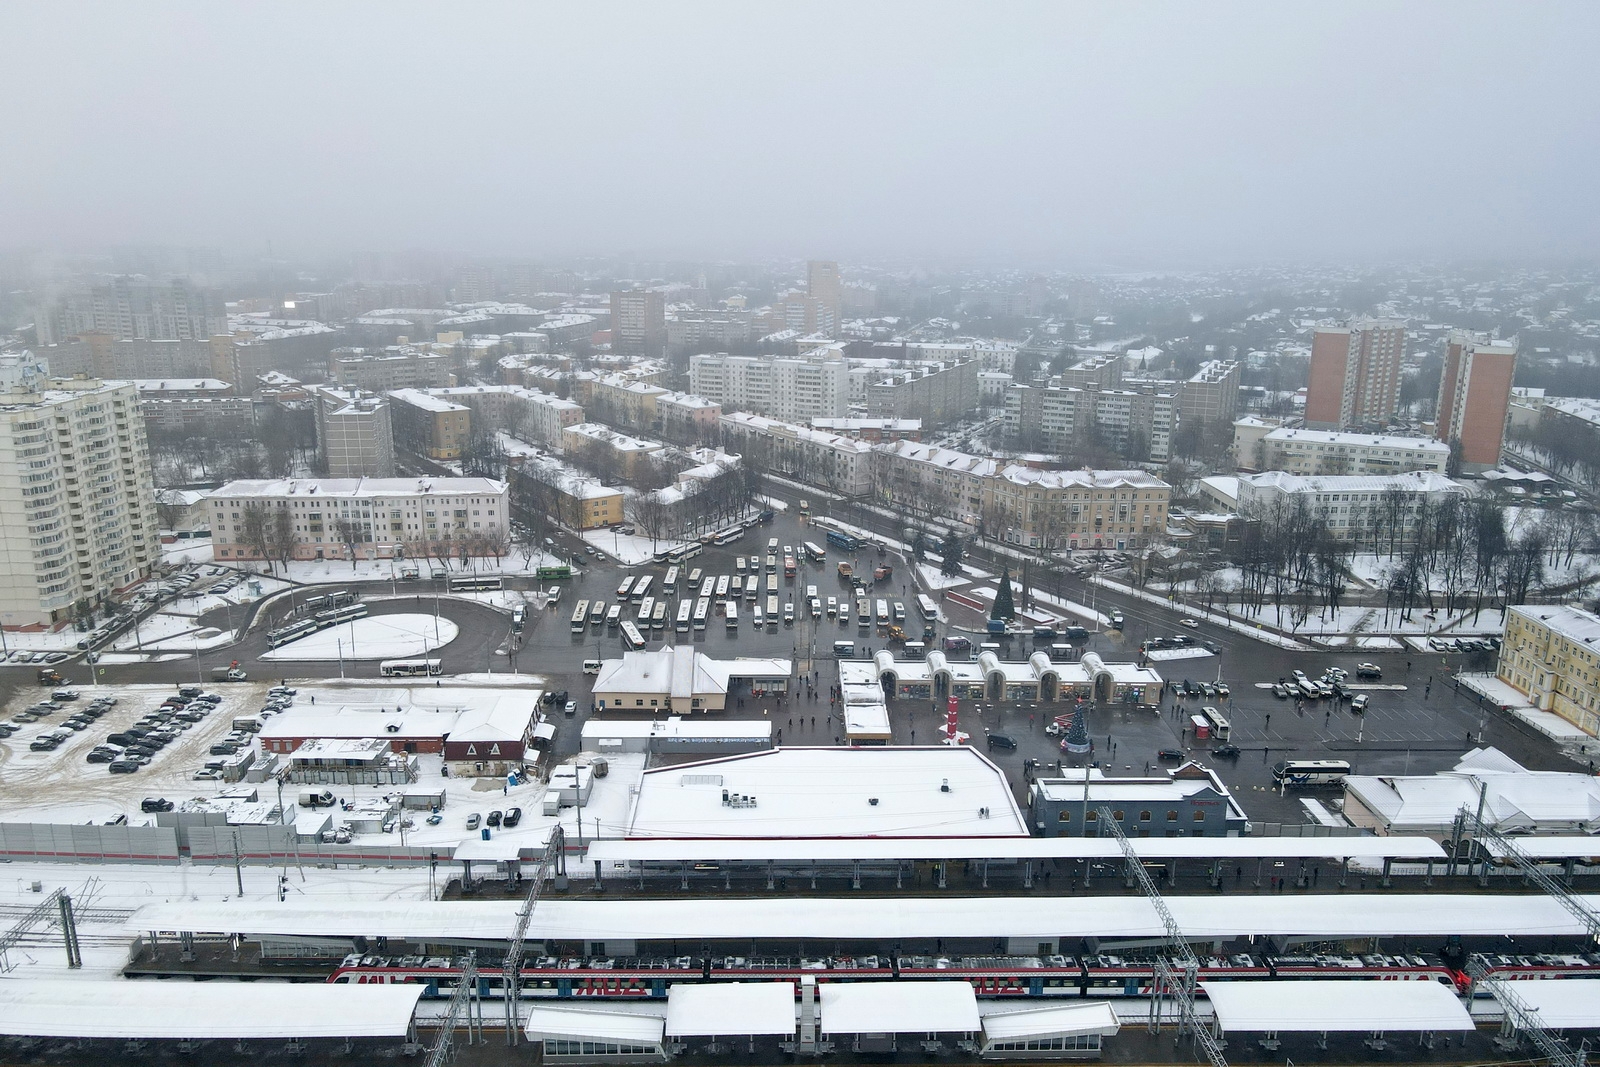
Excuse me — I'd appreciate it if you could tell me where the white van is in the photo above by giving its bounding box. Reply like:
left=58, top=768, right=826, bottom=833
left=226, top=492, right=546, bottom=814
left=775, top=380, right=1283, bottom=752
left=582, top=659, right=602, bottom=675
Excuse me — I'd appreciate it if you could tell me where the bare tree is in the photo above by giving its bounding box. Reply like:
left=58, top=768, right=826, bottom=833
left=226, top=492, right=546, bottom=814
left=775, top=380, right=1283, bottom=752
left=334, top=518, right=364, bottom=571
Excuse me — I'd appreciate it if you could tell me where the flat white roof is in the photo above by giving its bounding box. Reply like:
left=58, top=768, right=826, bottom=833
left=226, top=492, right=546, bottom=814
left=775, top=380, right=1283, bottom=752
left=822, top=981, right=979, bottom=1035
left=666, top=982, right=796, bottom=1036
left=583, top=836, right=1444, bottom=865
left=1496, top=979, right=1600, bottom=1029
left=581, top=717, right=773, bottom=742
left=624, top=747, right=1029, bottom=838
left=1201, top=980, right=1474, bottom=1034
left=981, top=1002, right=1120, bottom=1041
left=0, top=979, right=422, bottom=1039
left=1485, top=835, right=1600, bottom=860
left=130, top=893, right=1595, bottom=945
left=525, top=1005, right=665, bottom=1046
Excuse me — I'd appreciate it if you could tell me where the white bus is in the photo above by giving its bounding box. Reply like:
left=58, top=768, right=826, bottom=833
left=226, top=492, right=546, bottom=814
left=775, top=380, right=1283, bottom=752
left=636, top=596, right=655, bottom=623
left=917, top=593, right=939, bottom=621
left=588, top=600, right=605, bottom=628
left=570, top=600, right=589, bottom=634
left=605, top=603, right=622, bottom=629
left=766, top=594, right=779, bottom=623
left=616, top=575, right=636, bottom=600
left=511, top=604, right=527, bottom=632
left=731, top=575, right=744, bottom=595
left=745, top=579, right=759, bottom=602
left=631, top=575, right=652, bottom=603
left=1201, top=705, right=1232, bottom=740
left=668, top=543, right=702, bottom=564
left=715, top=574, right=731, bottom=598
left=687, top=567, right=704, bottom=587
left=765, top=554, right=778, bottom=573
left=735, top=556, right=747, bottom=574
left=1272, top=759, right=1351, bottom=786
left=675, top=600, right=693, bottom=633
left=803, top=541, right=826, bottom=563
left=765, top=574, right=778, bottom=596
left=693, top=597, right=710, bottom=631
left=699, top=577, right=716, bottom=598
left=663, top=566, right=680, bottom=597
left=767, top=537, right=779, bottom=554
left=620, top=619, right=647, bottom=650
left=875, top=598, right=890, bottom=625
left=380, top=658, right=443, bottom=677
left=752, top=603, right=765, bottom=628
left=724, top=600, right=738, bottom=629
left=651, top=601, right=668, bottom=631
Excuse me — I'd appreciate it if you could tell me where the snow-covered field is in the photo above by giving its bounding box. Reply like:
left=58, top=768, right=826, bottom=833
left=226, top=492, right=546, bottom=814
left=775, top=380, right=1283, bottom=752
left=582, top=530, right=684, bottom=566
left=260, top=614, right=459, bottom=661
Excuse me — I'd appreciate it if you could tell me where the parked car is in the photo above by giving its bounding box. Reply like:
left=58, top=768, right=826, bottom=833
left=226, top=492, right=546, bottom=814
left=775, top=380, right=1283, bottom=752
left=1351, top=694, right=1370, bottom=713
left=465, top=813, right=481, bottom=830
left=486, top=810, right=503, bottom=827
left=503, top=807, right=523, bottom=827
left=986, top=733, right=1017, bottom=751
left=108, top=760, right=140, bottom=774
left=140, top=797, right=173, bottom=813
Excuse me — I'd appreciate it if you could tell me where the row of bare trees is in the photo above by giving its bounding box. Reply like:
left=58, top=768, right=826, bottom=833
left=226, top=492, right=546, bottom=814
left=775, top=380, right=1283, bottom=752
left=625, top=464, right=760, bottom=546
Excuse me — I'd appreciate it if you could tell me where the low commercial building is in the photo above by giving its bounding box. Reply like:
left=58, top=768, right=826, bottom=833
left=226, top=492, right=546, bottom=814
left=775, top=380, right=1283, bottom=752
left=1497, top=604, right=1600, bottom=736
left=284, top=738, right=415, bottom=785
left=261, top=695, right=539, bottom=779
left=579, top=717, right=773, bottom=757
left=869, top=650, right=1162, bottom=706
left=1343, top=747, right=1600, bottom=837
left=206, top=476, right=509, bottom=562
left=1029, top=763, right=1251, bottom=838
left=592, top=646, right=792, bottom=713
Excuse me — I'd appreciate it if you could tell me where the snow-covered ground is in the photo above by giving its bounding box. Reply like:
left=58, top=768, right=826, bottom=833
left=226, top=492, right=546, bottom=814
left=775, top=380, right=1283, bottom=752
left=582, top=530, right=685, bottom=566
left=260, top=614, right=459, bottom=661
left=916, top=562, right=971, bottom=591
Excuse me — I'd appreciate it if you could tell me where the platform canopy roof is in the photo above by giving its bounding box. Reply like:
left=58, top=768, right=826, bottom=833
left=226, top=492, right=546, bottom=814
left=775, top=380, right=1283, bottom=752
left=525, top=1005, right=665, bottom=1046
left=1200, top=980, right=1475, bottom=1034
left=1483, top=835, right=1600, bottom=860
left=129, top=893, right=1600, bottom=945
left=1498, top=979, right=1600, bottom=1029
left=981, top=1003, right=1121, bottom=1042
left=584, top=835, right=1445, bottom=864
left=821, top=981, right=979, bottom=1035
left=666, top=982, right=796, bottom=1036
left=0, top=979, right=422, bottom=1040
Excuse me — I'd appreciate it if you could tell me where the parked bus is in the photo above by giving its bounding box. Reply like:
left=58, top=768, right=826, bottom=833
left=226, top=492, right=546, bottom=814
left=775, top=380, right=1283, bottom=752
left=766, top=594, right=779, bottom=622
left=605, top=603, right=622, bottom=629
left=875, top=599, right=890, bottom=625
left=765, top=554, right=778, bottom=573
left=668, top=544, right=702, bottom=564
left=314, top=603, right=369, bottom=626
left=731, top=575, right=744, bottom=595
left=676, top=600, right=693, bottom=633
left=267, top=618, right=320, bottom=648
left=300, top=589, right=356, bottom=616
left=450, top=575, right=502, bottom=592
left=783, top=555, right=797, bottom=578
left=767, top=537, right=780, bottom=554
left=1271, top=759, right=1351, bottom=786
left=1200, top=705, right=1231, bottom=740
left=752, top=603, right=765, bottom=628
left=511, top=605, right=527, bottom=632
left=803, top=541, right=826, bottom=563
left=588, top=600, right=605, bottom=628
left=892, top=601, right=906, bottom=624
left=651, top=601, right=668, bottom=630
left=917, top=594, right=940, bottom=621
left=735, top=556, right=747, bottom=574
left=663, top=566, right=680, bottom=597
left=763, top=574, right=777, bottom=596
left=826, top=529, right=860, bottom=552
left=693, top=597, right=710, bottom=631
left=631, top=576, right=652, bottom=603
left=715, top=574, right=731, bottom=598
left=380, top=659, right=443, bottom=677
left=724, top=600, right=738, bottom=629
left=636, top=596, right=655, bottom=624
left=745, top=579, right=759, bottom=602
left=687, top=567, right=704, bottom=587
left=616, top=575, right=636, bottom=600
left=713, top=528, right=742, bottom=546
left=535, top=565, right=571, bottom=581
left=570, top=600, right=589, bottom=634
left=857, top=598, right=871, bottom=628
left=699, top=577, right=716, bottom=598
left=620, top=620, right=647, bottom=650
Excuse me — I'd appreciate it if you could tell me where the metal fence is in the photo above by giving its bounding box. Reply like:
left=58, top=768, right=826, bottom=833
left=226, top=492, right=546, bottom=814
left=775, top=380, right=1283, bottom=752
left=0, top=821, right=180, bottom=863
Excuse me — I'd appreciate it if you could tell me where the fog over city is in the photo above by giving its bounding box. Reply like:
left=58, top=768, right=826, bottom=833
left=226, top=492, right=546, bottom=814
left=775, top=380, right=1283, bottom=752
left=2, top=1, right=1597, bottom=264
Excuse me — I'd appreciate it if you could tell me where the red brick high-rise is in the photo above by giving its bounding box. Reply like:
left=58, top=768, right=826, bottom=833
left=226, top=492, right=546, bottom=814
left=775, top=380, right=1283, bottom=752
left=1306, top=318, right=1405, bottom=429
left=1436, top=330, right=1517, bottom=472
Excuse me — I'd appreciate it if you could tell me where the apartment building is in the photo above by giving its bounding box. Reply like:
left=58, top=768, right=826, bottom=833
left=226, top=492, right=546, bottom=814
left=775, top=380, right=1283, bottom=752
left=718, top=412, right=875, bottom=496
left=610, top=290, right=666, bottom=356
left=865, top=360, right=978, bottom=429
left=588, top=374, right=668, bottom=432
left=207, top=477, right=509, bottom=562
left=1306, top=318, right=1407, bottom=429
left=1237, top=426, right=1451, bottom=475
left=507, top=462, right=624, bottom=530
left=807, top=260, right=841, bottom=328
left=1179, top=359, right=1242, bottom=423
left=1233, top=470, right=1467, bottom=542
left=868, top=340, right=1018, bottom=373
left=330, top=346, right=452, bottom=391
left=0, top=359, right=160, bottom=628
left=666, top=314, right=752, bottom=349
left=561, top=422, right=663, bottom=480
left=1436, top=330, right=1518, bottom=471
left=1497, top=605, right=1600, bottom=737
left=808, top=417, right=922, bottom=443
left=424, top=384, right=584, bottom=450
left=1005, top=383, right=1175, bottom=462
left=875, top=440, right=1170, bottom=550
left=688, top=352, right=850, bottom=421
left=133, top=379, right=253, bottom=433
left=388, top=389, right=471, bottom=461
left=34, top=277, right=227, bottom=345
left=656, top=391, right=722, bottom=443
left=310, top=385, right=395, bottom=478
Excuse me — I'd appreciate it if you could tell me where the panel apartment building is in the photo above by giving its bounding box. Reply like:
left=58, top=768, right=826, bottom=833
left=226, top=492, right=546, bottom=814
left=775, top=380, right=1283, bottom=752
left=1436, top=330, right=1517, bottom=472
left=865, top=359, right=978, bottom=429
left=610, top=290, right=666, bottom=356
left=0, top=355, right=159, bottom=629
left=310, top=385, right=395, bottom=478
left=1306, top=318, right=1407, bottom=429
left=1004, top=383, right=1175, bottom=462
left=207, top=477, right=509, bottom=562
left=689, top=352, right=849, bottom=422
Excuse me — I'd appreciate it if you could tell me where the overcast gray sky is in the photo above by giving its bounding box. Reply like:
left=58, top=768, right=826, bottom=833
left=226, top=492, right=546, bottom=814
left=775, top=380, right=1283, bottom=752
left=2, top=1, right=1596, bottom=267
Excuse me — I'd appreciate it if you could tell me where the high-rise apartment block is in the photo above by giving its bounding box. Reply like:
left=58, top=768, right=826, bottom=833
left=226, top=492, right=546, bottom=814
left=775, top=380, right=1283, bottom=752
left=0, top=355, right=159, bottom=628
left=1436, top=330, right=1517, bottom=472
left=807, top=260, right=841, bottom=330
left=311, top=385, right=395, bottom=478
left=1306, top=318, right=1406, bottom=429
left=689, top=352, right=849, bottom=422
left=35, top=277, right=227, bottom=345
left=1179, top=359, right=1242, bottom=423
left=610, top=290, right=666, bottom=356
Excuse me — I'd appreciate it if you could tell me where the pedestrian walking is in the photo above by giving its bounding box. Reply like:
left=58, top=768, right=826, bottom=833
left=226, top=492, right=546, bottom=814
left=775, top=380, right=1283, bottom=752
left=1264, top=713, right=1270, bottom=730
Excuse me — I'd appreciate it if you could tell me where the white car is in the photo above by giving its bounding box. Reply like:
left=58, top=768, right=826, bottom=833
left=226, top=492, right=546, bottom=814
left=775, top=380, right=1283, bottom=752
left=1179, top=617, right=1200, bottom=629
